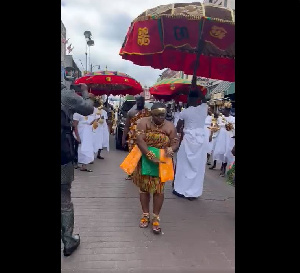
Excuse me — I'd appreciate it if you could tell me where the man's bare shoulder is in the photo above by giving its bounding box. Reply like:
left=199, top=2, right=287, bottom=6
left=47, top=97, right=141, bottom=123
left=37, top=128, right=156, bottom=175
left=137, top=116, right=151, bottom=124
left=165, top=119, right=175, bottom=127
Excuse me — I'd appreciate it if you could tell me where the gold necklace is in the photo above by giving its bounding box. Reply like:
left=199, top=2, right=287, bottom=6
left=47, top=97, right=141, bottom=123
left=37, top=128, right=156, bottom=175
left=151, top=117, right=165, bottom=129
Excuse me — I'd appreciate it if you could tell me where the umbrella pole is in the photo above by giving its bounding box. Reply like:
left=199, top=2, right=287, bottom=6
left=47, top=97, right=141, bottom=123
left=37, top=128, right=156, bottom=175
left=190, top=18, right=205, bottom=92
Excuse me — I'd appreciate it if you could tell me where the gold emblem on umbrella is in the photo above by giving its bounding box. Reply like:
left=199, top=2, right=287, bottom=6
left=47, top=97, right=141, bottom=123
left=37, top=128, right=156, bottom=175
left=210, top=26, right=227, bottom=39
left=137, top=27, right=150, bottom=46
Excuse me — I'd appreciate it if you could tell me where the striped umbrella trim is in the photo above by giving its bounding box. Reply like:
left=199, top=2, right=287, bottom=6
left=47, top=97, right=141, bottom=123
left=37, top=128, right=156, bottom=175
left=85, top=71, right=134, bottom=79
left=153, top=78, right=197, bottom=86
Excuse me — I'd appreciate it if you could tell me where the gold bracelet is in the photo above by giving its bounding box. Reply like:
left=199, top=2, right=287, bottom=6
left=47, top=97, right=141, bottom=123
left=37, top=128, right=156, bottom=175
left=167, top=147, right=174, bottom=157
left=171, top=137, right=179, bottom=145
left=146, top=151, right=156, bottom=160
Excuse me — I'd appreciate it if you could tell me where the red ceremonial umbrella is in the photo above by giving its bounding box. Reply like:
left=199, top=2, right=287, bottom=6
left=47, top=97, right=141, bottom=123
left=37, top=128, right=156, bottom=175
left=149, top=78, right=207, bottom=102
left=120, top=3, right=235, bottom=88
left=74, top=71, right=143, bottom=96
left=150, top=78, right=207, bottom=96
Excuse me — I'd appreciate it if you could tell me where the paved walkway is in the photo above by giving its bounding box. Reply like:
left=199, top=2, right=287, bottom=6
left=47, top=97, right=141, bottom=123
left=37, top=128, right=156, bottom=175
left=61, top=138, right=235, bottom=273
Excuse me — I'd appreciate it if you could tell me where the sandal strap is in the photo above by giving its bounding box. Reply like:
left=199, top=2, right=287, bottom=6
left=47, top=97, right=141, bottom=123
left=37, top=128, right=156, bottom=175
left=140, top=213, right=150, bottom=224
left=140, top=213, right=150, bottom=221
left=152, top=214, right=160, bottom=221
left=152, top=214, right=161, bottom=232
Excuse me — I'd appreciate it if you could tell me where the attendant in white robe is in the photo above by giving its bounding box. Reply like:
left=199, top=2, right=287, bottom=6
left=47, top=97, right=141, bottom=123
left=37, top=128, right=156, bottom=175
left=225, top=135, right=235, bottom=167
left=173, top=105, right=181, bottom=127
left=204, top=107, right=213, bottom=164
left=92, top=106, right=102, bottom=154
left=208, top=112, right=220, bottom=166
left=171, top=105, right=184, bottom=188
left=173, top=92, right=208, bottom=200
left=73, top=112, right=95, bottom=172
left=93, top=104, right=110, bottom=159
left=171, top=105, right=181, bottom=187
left=210, top=104, right=235, bottom=176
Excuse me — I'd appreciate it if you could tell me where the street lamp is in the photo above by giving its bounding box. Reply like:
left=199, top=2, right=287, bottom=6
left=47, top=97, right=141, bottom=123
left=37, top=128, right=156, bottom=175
left=83, top=31, right=94, bottom=74
left=87, top=39, right=94, bottom=73
left=84, top=31, right=91, bottom=40
left=87, top=39, right=94, bottom=46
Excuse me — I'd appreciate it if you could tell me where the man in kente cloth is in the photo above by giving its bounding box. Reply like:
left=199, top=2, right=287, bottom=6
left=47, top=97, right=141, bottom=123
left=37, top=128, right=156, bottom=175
left=122, top=95, right=151, bottom=180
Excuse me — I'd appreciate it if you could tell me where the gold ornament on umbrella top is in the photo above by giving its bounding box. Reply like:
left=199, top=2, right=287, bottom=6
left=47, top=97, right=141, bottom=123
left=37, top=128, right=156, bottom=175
left=208, top=113, right=220, bottom=133
left=222, top=101, right=234, bottom=132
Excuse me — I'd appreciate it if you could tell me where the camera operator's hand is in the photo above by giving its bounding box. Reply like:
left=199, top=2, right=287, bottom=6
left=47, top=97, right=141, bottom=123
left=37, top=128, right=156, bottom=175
left=88, top=93, right=95, bottom=99
left=79, top=83, right=88, bottom=91
left=78, top=83, right=94, bottom=100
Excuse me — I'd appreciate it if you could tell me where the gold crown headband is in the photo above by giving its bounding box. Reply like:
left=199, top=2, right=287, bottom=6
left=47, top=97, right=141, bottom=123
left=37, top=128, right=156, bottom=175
left=151, top=108, right=166, bottom=115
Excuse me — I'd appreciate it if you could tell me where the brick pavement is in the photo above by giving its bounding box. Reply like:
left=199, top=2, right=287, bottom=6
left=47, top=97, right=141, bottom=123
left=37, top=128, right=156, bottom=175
left=61, top=138, right=235, bottom=273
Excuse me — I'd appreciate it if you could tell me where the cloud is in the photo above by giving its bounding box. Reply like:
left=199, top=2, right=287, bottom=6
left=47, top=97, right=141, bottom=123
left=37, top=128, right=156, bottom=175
left=61, top=0, right=199, bottom=87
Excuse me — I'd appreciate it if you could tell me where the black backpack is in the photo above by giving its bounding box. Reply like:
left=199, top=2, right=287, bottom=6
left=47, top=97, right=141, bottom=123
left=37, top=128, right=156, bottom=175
left=61, top=105, right=75, bottom=165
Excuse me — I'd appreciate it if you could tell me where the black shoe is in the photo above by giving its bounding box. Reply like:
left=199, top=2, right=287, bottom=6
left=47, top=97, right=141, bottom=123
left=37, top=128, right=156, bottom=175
left=172, top=189, right=185, bottom=198
left=187, top=197, right=197, bottom=201
left=63, top=235, right=80, bottom=257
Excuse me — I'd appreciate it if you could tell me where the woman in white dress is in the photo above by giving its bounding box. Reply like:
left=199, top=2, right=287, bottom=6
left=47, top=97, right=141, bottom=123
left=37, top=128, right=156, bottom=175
left=73, top=112, right=96, bottom=172
left=210, top=102, right=235, bottom=176
left=173, top=91, right=208, bottom=200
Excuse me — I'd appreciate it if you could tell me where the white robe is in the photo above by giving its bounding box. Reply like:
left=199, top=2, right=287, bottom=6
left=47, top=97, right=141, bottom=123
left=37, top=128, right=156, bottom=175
left=204, top=115, right=213, bottom=155
left=93, top=108, right=110, bottom=153
left=73, top=113, right=95, bottom=165
left=213, top=115, right=235, bottom=163
left=225, top=137, right=235, bottom=166
left=173, top=111, right=181, bottom=127
left=174, top=103, right=208, bottom=198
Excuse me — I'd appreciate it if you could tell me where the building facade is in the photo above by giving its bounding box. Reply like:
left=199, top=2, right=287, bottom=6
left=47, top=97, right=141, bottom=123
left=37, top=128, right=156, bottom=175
left=61, top=21, right=66, bottom=63
left=203, top=0, right=235, bottom=9
left=64, top=55, right=82, bottom=82
left=157, top=69, right=220, bottom=90
left=61, top=20, right=81, bottom=88
left=157, top=69, right=182, bottom=82
left=61, top=21, right=66, bottom=84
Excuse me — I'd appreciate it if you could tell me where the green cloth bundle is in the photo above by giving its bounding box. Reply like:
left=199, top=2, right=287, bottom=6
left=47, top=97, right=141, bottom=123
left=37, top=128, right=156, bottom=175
left=141, top=147, right=160, bottom=177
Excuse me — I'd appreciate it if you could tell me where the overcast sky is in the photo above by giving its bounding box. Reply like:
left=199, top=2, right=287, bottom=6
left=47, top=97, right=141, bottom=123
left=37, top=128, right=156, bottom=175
left=61, top=0, right=202, bottom=87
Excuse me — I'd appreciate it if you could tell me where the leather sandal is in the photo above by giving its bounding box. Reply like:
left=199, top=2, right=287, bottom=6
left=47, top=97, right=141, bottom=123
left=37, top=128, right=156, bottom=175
left=139, top=213, right=150, bottom=228
left=152, top=214, right=161, bottom=234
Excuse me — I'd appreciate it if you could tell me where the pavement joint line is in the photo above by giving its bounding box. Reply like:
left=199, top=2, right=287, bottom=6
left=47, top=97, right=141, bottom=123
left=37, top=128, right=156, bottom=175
left=72, top=197, right=234, bottom=201
left=72, top=197, right=178, bottom=199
